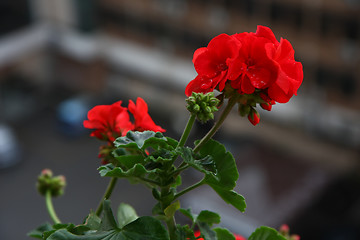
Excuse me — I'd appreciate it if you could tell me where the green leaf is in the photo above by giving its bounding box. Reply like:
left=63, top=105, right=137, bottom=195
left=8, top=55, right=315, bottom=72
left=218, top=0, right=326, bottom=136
left=98, top=163, right=158, bottom=186
left=209, top=186, right=246, bottom=212
left=213, top=228, right=236, bottom=240
left=196, top=139, right=246, bottom=212
left=177, top=147, right=217, bottom=176
left=171, top=175, right=182, bottom=188
left=197, top=210, right=220, bottom=226
left=117, top=203, right=138, bottom=229
left=249, top=226, right=287, bottom=240
left=46, top=204, right=169, bottom=240
left=197, top=221, right=216, bottom=240
left=28, top=222, right=53, bottom=239
left=113, top=155, right=145, bottom=170
left=100, top=200, right=118, bottom=231
left=114, top=131, right=172, bottom=151
left=178, top=208, right=194, bottom=223
left=199, top=139, right=238, bottom=189
left=164, top=201, right=180, bottom=218
left=84, top=212, right=101, bottom=230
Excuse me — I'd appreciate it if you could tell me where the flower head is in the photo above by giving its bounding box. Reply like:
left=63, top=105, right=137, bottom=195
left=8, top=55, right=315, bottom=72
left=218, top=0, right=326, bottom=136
left=185, top=25, right=303, bottom=125
left=37, top=169, right=66, bottom=197
left=128, top=97, right=165, bottom=133
left=83, top=101, right=133, bottom=142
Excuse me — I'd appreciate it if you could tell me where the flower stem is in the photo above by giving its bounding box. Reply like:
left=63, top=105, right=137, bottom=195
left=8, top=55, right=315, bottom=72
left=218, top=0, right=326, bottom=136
left=174, top=178, right=205, bottom=200
left=45, top=190, right=61, bottom=224
left=177, top=114, right=196, bottom=148
left=165, top=216, right=177, bottom=240
left=95, top=177, right=118, bottom=216
left=193, top=97, right=237, bottom=153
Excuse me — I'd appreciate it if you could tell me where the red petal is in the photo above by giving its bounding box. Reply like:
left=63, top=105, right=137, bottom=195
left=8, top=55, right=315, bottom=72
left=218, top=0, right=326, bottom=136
left=255, top=25, right=278, bottom=45
left=241, top=75, right=256, bottom=94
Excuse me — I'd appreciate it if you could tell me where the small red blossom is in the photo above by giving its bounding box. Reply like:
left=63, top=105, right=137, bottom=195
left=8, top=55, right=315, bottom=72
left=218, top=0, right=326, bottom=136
left=83, top=101, right=133, bottom=142
left=128, top=97, right=166, bottom=133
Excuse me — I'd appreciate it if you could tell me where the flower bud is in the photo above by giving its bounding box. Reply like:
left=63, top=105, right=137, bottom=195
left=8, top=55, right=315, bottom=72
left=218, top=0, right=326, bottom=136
left=248, top=108, right=260, bottom=126
left=279, top=224, right=289, bottom=235
left=260, top=102, right=272, bottom=111
left=186, top=92, right=220, bottom=123
left=290, top=234, right=300, bottom=240
left=37, top=169, right=66, bottom=197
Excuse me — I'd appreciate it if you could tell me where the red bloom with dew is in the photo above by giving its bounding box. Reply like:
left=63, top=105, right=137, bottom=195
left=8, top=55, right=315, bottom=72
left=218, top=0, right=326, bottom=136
left=185, top=25, right=303, bottom=126
left=185, top=34, right=241, bottom=96
left=83, top=101, right=133, bottom=142
left=128, top=97, right=166, bottom=133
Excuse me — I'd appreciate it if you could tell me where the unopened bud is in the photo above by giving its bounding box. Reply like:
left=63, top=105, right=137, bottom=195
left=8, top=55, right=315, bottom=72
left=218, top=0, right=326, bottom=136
left=186, top=92, right=220, bottom=123
left=41, top=169, right=53, bottom=178
left=248, top=108, right=260, bottom=126
left=260, top=102, right=272, bottom=111
left=37, top=169, right=66, bottom=197
left=193, top=104, right=200, bottom=112
left=290, top=234, right=300, bottom=240
left=279, top=224, right=289, bottom=235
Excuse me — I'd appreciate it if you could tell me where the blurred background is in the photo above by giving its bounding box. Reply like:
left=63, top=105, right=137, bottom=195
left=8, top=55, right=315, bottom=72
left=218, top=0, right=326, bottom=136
left=0, top=0, right=360, bottom=239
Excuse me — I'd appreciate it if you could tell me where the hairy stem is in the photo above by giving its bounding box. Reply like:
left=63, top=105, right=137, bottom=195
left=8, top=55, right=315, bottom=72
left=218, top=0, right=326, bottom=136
left=45, top=190, right=61, bottom=224
left=95, top=177, right=118, bottom=216
left=194, top=97, right=237, bottom=153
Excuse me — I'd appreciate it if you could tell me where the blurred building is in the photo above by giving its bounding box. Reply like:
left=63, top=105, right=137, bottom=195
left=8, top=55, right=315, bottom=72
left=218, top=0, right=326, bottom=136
left=0, top=0, right=359, bottom=239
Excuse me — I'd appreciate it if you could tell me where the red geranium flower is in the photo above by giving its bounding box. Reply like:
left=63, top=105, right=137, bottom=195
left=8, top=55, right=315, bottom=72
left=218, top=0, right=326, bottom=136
left=185, top=34, right=241, bottom=96
left=83, top=101, right=133, bottom=142
left=227, top=31, right=278, bottom=94
left=128, top=97, right=166, bottom=133
left=255, top=26, right=303, bottom=103
left=185, top=25, right=303, bottom=104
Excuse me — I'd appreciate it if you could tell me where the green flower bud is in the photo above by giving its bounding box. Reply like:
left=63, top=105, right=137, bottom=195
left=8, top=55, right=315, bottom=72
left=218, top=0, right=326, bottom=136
left=186, top=92, right=220, bottom=123
left=37, top=169, right=66, bottom=197
left=193, top=104, right=200, bottom=112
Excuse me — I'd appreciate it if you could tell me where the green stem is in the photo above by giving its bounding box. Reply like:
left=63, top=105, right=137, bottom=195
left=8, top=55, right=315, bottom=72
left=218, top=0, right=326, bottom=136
left=45, top=190, right=61, bottom=224
left=174, top=178, right=205, bottom=200
left=160, top=186, right=177, bottom=240
left=193, top=97, right=238, bottom=153
left=165, top=216, right=177, bottom=240
left=177, top=114, right=196, bottom=148
left=95, top=177, right=118, bottom=216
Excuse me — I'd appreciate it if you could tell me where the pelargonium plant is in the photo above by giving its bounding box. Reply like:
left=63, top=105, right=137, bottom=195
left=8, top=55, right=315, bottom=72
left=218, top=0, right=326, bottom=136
left=29, top=26, right=303, bottom=240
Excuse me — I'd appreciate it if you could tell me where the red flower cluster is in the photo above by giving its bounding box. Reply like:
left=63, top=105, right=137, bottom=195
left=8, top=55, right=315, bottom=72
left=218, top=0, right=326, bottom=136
left=185, top=25, right=303, bottom=105
left=83, top=97, right=165, bottom=142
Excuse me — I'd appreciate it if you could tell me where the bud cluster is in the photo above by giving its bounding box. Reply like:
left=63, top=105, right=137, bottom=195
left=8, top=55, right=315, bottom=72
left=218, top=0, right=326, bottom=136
left=37, top=169, right=66, bottom=197
left=279, top=224, right=300, bottom=240
left=235, top=91, right=275, bottom=126
left=186, top=92, right=220, bottom=123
